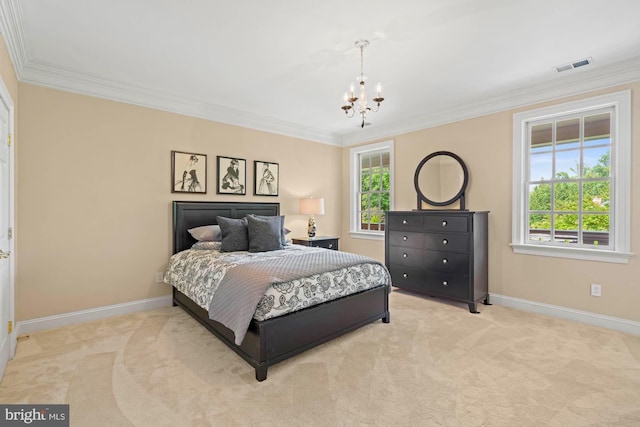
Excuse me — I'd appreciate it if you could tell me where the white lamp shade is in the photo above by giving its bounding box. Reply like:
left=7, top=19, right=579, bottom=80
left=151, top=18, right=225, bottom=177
left=299, top=197, right=325, bottom=215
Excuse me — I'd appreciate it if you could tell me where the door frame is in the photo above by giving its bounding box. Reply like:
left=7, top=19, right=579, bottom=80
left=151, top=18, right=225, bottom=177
left=0, top=72, right=15, bottom=368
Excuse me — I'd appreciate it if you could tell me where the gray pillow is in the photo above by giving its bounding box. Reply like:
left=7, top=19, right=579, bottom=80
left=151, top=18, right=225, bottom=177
left=217, top=216, right=249, bottom=252
left=188, top=224, right=222, bottom=241
left=247, top=215, right=283, bottom=252
left=249, top=214, right=288, bottom=246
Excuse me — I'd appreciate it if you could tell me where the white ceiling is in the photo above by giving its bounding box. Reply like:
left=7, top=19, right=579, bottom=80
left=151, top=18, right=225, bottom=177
left=1, top=0, right=640, bottom=145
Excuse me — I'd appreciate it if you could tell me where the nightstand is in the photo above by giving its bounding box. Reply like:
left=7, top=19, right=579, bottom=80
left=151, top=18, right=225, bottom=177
left=291, top=236, right=339, bottom=250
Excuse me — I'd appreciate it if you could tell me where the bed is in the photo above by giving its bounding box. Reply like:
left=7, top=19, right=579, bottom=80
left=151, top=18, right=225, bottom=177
left=168, top=201, right=391, bottom=381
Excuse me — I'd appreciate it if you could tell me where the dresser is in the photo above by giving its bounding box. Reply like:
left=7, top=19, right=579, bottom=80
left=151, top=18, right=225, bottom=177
left=385, top=210, right=489, bottom=313
left=291, top=236, right=339, bottom=250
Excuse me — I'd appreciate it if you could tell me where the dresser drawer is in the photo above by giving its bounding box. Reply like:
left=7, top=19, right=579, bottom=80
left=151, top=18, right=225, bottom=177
left=388, top=246, right=424, bottom=268
left=424, top=250, right=468, bottom=273
left=388, top=264, right=426, bottom=290
left=388, top=214, right=424, bottom=232
left=424, top=270, right=469, bottom=300
left=387, top=231, right=424, bottom=249
left=424, top=215, right=468, bottom=233
left=425, top=232, right=468, bottom=253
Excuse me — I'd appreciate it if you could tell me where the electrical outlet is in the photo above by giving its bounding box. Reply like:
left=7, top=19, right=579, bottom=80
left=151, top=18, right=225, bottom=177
left=156, top=272, right=165, bottom=283
left=590, top=283, right=602, bottom=297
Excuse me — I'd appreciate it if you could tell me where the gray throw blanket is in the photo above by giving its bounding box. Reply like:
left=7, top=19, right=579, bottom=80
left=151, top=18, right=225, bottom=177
left=208, top=250, right=390, bottom=345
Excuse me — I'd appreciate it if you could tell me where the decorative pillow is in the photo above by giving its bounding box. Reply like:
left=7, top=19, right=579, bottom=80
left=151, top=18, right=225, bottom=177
left=247, top=215, right=283, bottom=252
left=188, top=224, right=222, bottom=241
left=248, top=214, right=288, bottom=246
left=217, top=216, right=249, bottom=252
left=191, top=241, right=222, bottom=250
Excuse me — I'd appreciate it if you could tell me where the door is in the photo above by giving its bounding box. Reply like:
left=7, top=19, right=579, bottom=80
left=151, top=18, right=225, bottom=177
left=0, top=81, right=13, bottom=380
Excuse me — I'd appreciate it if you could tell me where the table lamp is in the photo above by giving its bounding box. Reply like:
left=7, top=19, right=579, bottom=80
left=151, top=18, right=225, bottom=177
left=299, top=197, right=325, bottom=238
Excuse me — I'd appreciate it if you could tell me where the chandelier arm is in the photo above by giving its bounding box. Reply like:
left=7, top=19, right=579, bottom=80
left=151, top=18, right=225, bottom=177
left=345, top=108, right=356, bottom=118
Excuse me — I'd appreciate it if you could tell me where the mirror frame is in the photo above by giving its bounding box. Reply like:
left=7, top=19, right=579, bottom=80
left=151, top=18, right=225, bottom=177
left=414, top=151, right=469, bottom=210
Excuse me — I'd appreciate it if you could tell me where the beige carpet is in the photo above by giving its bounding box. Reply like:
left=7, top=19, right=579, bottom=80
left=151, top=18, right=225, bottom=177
left=1, top=290, right=639, bottom=426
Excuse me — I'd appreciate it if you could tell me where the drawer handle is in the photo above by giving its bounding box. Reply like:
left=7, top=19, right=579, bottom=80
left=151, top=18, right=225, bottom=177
left=442, top=220, right=448, bottom=227
left=403, top=273, right=408, bottom=278
left=442, top=281, right=448, bottom=286
left=442, top=258, right=448, bottom=264
left=403, top=235, right=408, bottom=241
left=442, top=239, right=448, bottom=245
left=328, top=243, right=333, bottom=248
left=403, top=253, right=408, bottom=258
left=402, top=219, right=408, bottom=225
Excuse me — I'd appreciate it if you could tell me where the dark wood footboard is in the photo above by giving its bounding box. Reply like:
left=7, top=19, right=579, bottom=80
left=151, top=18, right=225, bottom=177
left=173, top=285, right=390, bottom=381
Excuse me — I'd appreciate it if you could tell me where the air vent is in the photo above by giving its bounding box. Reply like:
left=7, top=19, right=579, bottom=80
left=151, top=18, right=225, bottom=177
left=572, top=58, right=591, bottom=68
left=555, top=57, right=592, bottom=72
left=556, top=64, right=573, bottom=72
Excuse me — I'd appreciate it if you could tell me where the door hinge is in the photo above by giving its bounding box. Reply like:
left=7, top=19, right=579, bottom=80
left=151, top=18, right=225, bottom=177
left=7, top=320, right=12, bottom=334
left=7, top=133, right=11, bottom=147
left=8, top=227, right=12, bottom=240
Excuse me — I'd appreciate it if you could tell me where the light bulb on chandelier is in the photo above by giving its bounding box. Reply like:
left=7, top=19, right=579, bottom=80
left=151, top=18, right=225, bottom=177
left=340, top=40, right=385, bottom=128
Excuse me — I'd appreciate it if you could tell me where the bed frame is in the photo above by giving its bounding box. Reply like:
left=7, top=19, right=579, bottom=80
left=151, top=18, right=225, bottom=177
left=172, top=201, right=390, bottom=381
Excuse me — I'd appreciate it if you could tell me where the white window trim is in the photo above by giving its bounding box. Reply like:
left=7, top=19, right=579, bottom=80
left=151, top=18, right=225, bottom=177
left=349, top=139, right=394, bottom=240
left=511, top=90, right=633, bottom=264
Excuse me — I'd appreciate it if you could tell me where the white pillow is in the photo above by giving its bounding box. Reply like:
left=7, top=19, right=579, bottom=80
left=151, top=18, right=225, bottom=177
left=188, top=225, right=222, bottom=242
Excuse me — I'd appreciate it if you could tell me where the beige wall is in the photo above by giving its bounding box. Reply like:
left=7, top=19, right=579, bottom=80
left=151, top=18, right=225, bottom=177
left=16, top=84, right=342, bottom=320
left=0, top=35, right=18, bottom=102
left=341, top=84, right=640, bottom=322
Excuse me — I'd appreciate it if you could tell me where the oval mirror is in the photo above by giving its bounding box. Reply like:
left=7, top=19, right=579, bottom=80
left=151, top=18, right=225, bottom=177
left=414, top=151, right=469, bottom=210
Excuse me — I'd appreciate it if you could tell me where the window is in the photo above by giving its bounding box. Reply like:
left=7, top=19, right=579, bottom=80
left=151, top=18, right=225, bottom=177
left=512, top=91, right=631, bottom=263
left=350, top=140, right=394, bottom=240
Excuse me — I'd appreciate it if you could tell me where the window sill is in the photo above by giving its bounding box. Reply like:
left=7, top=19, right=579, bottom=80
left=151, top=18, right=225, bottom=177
left=510, top=243, right=633, bottom=264
left=349, top=231, right=385, bottom=241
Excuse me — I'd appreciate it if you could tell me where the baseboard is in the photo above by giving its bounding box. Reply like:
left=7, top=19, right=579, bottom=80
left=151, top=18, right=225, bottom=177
left=14, top=293, right=639, bottom=338
left=491, top=293, right=640, bottom=336
left=15, top=295, right=173, bottom=336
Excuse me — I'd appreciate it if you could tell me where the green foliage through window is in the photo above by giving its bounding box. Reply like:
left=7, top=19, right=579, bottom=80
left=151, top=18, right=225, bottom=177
left=528, top=124, right=611, bottom=246
left=359, top=151, right=390, bottom=231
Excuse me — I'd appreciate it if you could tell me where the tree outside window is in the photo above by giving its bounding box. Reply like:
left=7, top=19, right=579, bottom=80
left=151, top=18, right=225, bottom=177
left=359, top=151, right=391, bottom=231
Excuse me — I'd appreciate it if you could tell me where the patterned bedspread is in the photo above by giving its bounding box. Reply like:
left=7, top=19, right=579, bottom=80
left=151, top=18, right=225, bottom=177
left=164, top=244, right=391, bottom=324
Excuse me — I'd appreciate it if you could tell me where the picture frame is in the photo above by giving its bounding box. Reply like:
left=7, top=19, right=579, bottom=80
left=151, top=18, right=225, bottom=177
left=254, top=161, right=279, bottom=196
left=217, top=156, right=246, bottom=195
left=171, top=151, right=207, bottom=194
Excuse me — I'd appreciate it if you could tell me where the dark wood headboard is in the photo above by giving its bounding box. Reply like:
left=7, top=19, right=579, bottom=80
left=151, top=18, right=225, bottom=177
left=173, top=201, right=280, bottom=253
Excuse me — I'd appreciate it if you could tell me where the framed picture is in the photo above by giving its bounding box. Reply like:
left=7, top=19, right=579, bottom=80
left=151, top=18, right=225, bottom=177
left=254, top=161, right=279, bottom=196
left=217, top=156, right=246, bottom=195
left=171, top=151, right=207, bottom=193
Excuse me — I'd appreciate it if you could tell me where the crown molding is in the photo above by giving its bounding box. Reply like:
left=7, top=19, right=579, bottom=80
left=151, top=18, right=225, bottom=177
left=19, top=61, right=341, bottom=146
left=0, top=0, right=28, bottom=74
left=340, top=56, right=640, bottom=145
left=20, top=54, right=639, bottom=148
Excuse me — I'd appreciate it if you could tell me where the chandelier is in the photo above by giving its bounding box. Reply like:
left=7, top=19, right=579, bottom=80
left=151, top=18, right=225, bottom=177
left=341, top=40, right=385, bottom=128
